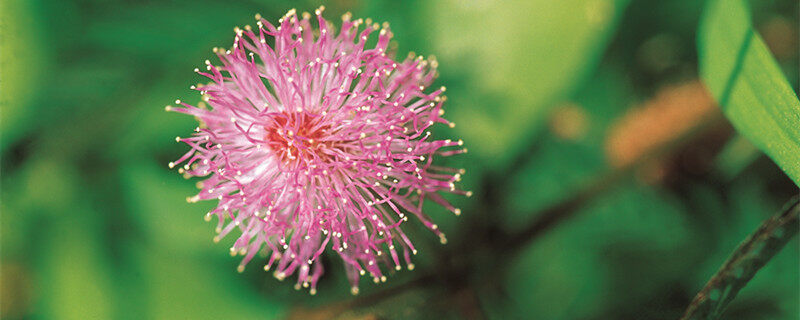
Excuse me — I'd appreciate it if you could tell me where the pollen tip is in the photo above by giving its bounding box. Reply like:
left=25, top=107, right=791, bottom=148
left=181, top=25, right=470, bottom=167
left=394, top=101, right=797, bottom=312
left=350, top=286, right=359, bottom=295
left=310, top=288, right=317, bottom=295
left=454, top=208, right=462, bottom=215
left=237, top=265, right=245, bottom=273
left=168, top=162, right=175, bottom=168
left=164, top=105, right=172, bottom=111
left=407, top=263, right=415, bottom=270
left=255, top=13, right=262, bottom=20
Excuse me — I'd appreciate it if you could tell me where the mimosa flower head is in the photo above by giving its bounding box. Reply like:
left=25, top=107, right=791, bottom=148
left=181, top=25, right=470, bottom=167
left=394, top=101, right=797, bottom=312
left=167, top=6, right=468, bottom=295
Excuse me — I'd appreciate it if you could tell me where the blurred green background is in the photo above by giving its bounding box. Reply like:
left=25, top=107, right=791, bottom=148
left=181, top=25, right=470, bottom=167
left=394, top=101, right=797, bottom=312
left=1, top=0, right=798, bottom=319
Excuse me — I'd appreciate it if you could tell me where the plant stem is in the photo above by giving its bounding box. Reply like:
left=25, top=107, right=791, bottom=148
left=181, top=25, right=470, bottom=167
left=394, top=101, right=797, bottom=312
left=680, top=195, right=800, bottom=320
left=502, top=113, right=726, bottom=252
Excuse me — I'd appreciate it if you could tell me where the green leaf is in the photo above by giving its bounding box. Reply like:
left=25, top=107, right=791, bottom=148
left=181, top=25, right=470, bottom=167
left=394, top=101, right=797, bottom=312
left=429, top=0, right=630, bottom=165
left=120, top=161, right=217, bottom=255
left=698, top=0, right=800, bottom=186
left=714, top=134, right=761, bottom=181
left=35, top=204, right=114, bottom=320
left=503, top=66, right=634, bottom=229
left=0, top=0, right=50, bottom=152
left=134, top=246, right=286, bottom=320
left=503, top=184, right=692, bottom=319
left=504, top=138, right=604, bottom=229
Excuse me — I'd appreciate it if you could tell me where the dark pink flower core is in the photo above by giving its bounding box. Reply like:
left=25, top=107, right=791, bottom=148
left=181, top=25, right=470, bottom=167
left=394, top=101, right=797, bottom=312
left=262, top=111, right=339, bottom=165
left=167, top=7, right=468, bottom=295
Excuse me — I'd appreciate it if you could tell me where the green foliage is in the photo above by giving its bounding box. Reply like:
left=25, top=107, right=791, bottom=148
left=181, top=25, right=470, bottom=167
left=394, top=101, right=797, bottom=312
left=683, top=195, right=799, bottom=320
left=0, top=0, right=50, bottom=152
left=36, top=210, right=114, bottom=320
left=714, top=134, right=761, bottom=181
left=121, top=162, right=217, bottom=254
left=713, top=180, right=799, bottom=318
left=504, top=66, right=633, bottom=228
left=1, top=0, right=798, bottom=319
left=698, top=0, right=800, bottom=186
left=137, top=247, right=286, bottom=320
left=430, top=0, right=630, bottom=166
left=503, top=184, right=691, bottom=319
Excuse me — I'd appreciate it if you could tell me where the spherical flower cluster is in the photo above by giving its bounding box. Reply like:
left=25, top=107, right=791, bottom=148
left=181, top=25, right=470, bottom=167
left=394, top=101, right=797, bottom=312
left=167, top=7, right=468, bottom=295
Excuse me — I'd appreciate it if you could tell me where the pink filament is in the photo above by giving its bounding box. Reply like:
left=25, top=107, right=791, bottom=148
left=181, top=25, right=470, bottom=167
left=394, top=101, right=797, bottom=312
left=170, top=8, right=465, bottom=294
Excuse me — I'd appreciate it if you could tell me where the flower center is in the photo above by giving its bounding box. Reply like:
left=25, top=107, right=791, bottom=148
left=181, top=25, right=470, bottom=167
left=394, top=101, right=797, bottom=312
left=263, top=111, right=336, bottom=165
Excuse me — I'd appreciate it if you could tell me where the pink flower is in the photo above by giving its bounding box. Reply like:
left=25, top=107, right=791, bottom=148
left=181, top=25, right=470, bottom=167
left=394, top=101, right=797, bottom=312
left=167, top=7, right=468, bottom=295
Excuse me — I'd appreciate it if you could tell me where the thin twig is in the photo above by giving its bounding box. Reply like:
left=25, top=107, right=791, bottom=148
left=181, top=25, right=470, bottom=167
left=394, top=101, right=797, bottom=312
left=453, top=286, right=489, bottom=320
left=680, top=195, right=800, bottom=320
left=286, top=273, right=437, bottom=320
left=501, top=113, right=727, bottom=252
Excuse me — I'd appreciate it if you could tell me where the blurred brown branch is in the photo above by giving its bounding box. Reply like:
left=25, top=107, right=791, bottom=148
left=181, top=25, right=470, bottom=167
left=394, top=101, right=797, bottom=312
left=680, top=195, right=800, bottom=320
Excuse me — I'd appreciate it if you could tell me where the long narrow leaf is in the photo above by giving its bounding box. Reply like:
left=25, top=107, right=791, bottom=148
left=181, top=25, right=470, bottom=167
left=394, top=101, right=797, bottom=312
left=698, top=0, right=800, bottom=186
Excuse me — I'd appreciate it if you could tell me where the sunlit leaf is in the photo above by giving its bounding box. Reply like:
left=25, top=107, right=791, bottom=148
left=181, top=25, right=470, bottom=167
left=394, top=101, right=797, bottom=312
left=135, top=246, right=286, bottom=320
left=0, top=0, right=50, bottom=152
left=698, top=0, right=800, bottom=186
left=35, top=205, right=114, bottom=320
left=430, top=0, right=630, bottom=166
left=120, top=161, right=216, bottom=255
